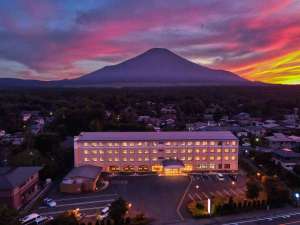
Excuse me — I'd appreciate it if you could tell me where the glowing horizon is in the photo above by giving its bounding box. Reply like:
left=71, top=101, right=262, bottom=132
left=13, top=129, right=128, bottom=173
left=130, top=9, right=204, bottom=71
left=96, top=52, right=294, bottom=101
left=0, top=0, right=300, bottom=84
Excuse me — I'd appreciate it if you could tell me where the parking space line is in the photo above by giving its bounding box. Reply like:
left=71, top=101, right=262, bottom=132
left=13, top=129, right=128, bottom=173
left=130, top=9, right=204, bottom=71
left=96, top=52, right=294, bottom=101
left=202, top=192, right=209, bottom=199
left=53, top=194, right=118, bottom=202
left=39, top=199, right=114, bottom=209
left=188, top=193, right=194, bottom=201
left=40, top=206, right=106, bottom=216
left=195, top=193, right=202, bottom=201
left=223, top=189, right=231, bottom=196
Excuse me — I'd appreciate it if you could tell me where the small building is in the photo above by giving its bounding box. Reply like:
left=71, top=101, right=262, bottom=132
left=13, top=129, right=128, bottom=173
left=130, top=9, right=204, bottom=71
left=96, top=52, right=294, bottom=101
left=0, top=167, right=42, bottom=209
left=60, top=165, right=102, bottom=194
left=266, top=133, right=300, bottom=149
left=272, top=149, right=300, bottom=171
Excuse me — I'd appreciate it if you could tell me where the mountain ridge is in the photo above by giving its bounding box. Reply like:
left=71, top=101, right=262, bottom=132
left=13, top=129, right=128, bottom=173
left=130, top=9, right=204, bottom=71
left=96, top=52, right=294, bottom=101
left=0, top=48, right=257, bottom=87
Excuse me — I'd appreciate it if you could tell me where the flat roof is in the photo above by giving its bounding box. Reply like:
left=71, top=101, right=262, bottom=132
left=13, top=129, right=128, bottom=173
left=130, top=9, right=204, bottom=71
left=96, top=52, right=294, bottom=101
left=76, top=131, right=237, bottom=141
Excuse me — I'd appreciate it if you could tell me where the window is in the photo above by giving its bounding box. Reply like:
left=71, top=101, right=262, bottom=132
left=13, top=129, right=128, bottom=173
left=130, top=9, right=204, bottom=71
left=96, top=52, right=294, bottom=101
left=165, top=142, right=171, bottom=146
left=83, top=142, right=89, bottom=147
left=129, top=158, right=134, bottom=162
left=232, top=141, right=237, bottom=146
left=195, top=141, right=201, bottom=146
left=92, top=158, right=97, bottom=162
left=123, top=158, right=127, bottom=161
left=195, top=149, right=200, bottom=153
left=187, top=149, right=193, bottom=153
left=209, top=156, right=215, bottom=160
left=217, top=156, right=221, bottom=161
left=114, top=143, right=119, bottom=147
left=130, top=150, right=134, bottom=154
left=129, top=142, right=134, bottom=147
left=210, top=149, right=215, bottom=153
left=92, top=142, right=97, bottom=147
left=84, top=150, right=89, bottom=154
left=145, top=157, right=149, bottom=161
left=217, top=148, right=222, bottom=153
left=108, top=158, right=113, bottom=162
left=166, top=150, right=171, bottom=153
left=224, top=148, right=229, bottom=153
left=202, top=156, right=207, bottom=160
left=152, top=150, right=158, bottom=153
left=173, top=150, right=177, bottom=153
left=231, top=148, right=236, bottom=153
left=231, top=156, right=236, bottom=160
left=195, top=156, right=200, bottom=161
left=122, top=142, right=128, bottom=147
left=138, top=142, right=143, bottom=146
left=188, top=157, right=192, bottom=161
left=181, top=157, right=186, bottom=161
left=107, top=142, right=113, bottom=147
left=138, top=150, right=143, bottom=154
left=202, top=149, right=207, bottom=153
left=114, top=158, right=119, bottom=162
left=202, top=141, right=208, bottom=146
left=187, top=141, right=193, bottom=146
left=114, top=150, right=118, bottom=154
left=108, top=150, right=113, bottom=154
left=210, top=141, right=215, bottom=146
left=92, top=150, right=97, bottom=154
left=99, top=150, right=104, bottom=154
left=138, top=158, right=142, bottom=161
left=224, top=164, right=230, bottom=169
left=152, top=157, right=157, bottom=161
left=224, top=156, right=229, bottom=160
left=99, top=157, right=104, bottom=161
left=218, top=164, right=222, bottom=169
left=181, top=149, right=186, bottom=153
left=84, top=158, right=89, bottom=162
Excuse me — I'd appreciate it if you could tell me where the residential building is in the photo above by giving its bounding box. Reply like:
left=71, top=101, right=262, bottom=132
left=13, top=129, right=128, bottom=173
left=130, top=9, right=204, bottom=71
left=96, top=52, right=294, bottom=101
left=74, top=131, right=239, bottom=175
left=0, top=167, right=42, bottom=209
left=272, top=148, right=300, bottom=171
left=266, top=133, right=300, bottom=149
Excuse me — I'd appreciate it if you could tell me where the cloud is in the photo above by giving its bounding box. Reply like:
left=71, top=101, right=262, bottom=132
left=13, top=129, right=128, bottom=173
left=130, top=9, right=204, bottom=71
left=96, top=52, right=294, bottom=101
left=0, top=0, right=299, bottom=83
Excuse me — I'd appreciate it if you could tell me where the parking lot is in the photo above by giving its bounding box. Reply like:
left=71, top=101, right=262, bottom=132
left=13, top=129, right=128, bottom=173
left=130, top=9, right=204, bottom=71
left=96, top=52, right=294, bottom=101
left=35, top=176, right=189, bottom=224
left=181, top=173, right=247, bottom=219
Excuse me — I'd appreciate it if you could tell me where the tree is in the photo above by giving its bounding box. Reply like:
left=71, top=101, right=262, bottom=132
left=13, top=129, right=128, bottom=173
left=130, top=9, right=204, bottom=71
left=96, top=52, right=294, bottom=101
left=0, top=204, right=20, bottom=225
left=49, top=211, right=79, bottom=225
left=293, top=165, right=300, bottom=175
left=109, top=198, right=128, bottom=225
left=263, top=177, right=290, bottom=207
left=246, top=178, right=262, bottom=199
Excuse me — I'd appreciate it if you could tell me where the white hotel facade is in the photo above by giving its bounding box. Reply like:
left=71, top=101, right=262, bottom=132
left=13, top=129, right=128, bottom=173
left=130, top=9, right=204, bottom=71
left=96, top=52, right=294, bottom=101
left=74, top=131, right=239, bottom=175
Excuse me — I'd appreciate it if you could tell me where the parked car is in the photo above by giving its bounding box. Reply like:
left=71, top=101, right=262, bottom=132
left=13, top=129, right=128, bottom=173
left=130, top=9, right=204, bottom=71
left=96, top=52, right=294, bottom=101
left=43, top=198, right=57, bottom=207
left=34, top=216, right=53, bottom=224
left=216, top=173, right=225, bottom=181
left=99, top=206, right=110, bottom=219
left=19, top=213, right=40, bottom=224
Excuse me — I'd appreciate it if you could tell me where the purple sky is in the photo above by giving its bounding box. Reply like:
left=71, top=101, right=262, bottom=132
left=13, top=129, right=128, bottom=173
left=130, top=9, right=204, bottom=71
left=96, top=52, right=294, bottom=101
left=0, top=0, right=300, bottom=84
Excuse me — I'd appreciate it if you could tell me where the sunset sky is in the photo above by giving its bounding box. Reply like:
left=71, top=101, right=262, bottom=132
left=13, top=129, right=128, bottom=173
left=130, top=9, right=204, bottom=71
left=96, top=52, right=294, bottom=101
left=0, top=0, right=300, bottom=84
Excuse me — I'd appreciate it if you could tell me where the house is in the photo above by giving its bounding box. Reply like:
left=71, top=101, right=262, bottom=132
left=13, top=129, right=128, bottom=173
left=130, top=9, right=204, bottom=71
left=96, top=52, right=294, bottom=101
left=0, top=167, right=42, bottom=209
left=137, top=116, right=151, bottom=123
left=160, top=106, right=176, bottom=114
left=21, top=111, right=40, bottom=122
left=244, top=126, right=266, bottom=137
left=60, top=165, right=102, bottom=194
left=186, top=122, right=207, bottom=131
left=0, top=130, right=5, bottom=137
left=272, top=148, right=300, bottom=171
left=266, top=133, right=300, bottom=149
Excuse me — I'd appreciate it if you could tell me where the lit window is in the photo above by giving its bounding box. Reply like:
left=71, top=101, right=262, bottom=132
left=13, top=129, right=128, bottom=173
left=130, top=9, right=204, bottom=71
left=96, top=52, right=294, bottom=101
left=123, top=158, right=127, bottom=161
left=181, top=150, right=186, bottom=153
left=152, top=150, right=158, bottom=153
left=231, top=156, right=236, bottom=160
left=108, top=158, right=113, bottom=162
left=224, top=156, right=229, bottom=160
left=83, top=142, right=89, bottom=147
left=92, top=158, right=97, bottom=162
left=92, top=150, right=97, bottom=154
left=217, top=156, right=221, bottom=161
left=114, top=158, right=119, bottom=162
left=196, top=141, right=201, bottom=146
left=181, top=157, right=186, bottom=160
left=195, top=149, right=200, bottom=153
left=138, top=142, right=143, bottom=146
left=210, top=141, right=215, bottom=146
left=138, top=158, right=142, bottom=161
left=114, top=150, right=118, bottom=154
left=84, top=158, right=90, bottom=162
left=202, top=149, right=207, bottom=153
left=122, top=142, right=127, bottom=147
left=99, top=150, right=104, bottom=154
left=166, top=150, right=171, bottom=153
left=130, top=150, right=134, bottom=154
left=98, top=142, right=103, bottom=146
left=231, top=149, right=236, bottom=153
left=92, top=142, right=97, bottom=147
left=108, top=142, right=113, bottom=147
left=108, top=150, right=113, bottom=154
left=188, top=157, right=192, bottom=161
left=145, top=150, right=149, bottom=153
left=224, top=149, right=229, bottom=153
left=232, top=141, right=236, bottom=146
left=165, top=142, right=171, bottom=146
left=173, top=150, right=177, bottom=153
left=145, top=157, right=149, bottom=161
left=129, top=142, right=134, bottom=147
left=130, top=158, right=134, bottom=161
left=84, top=150, right=89, bottom=154
left=123, top=150, right=127, bottom=154
left=99, top=157, right=104, bottom=161
left=181, top=142, right=186, bottom=146
left=202, top=141, right=208, bottom=146
left=152, top=157, right=157, bottom=161
left=210, top=149, right=215, bottom=153
left=209, top=156, right=215, bottom=160
left=195, top=156, right=200, bottom=161
left=217, top=148, right=222, bottom=153
left=114, top=143, right=119, bottom=147
left=188, top=149, right=193, bottom=153
left=202, top=156, right=207, bottom=160
left=187, top=142, right=193, bottom=146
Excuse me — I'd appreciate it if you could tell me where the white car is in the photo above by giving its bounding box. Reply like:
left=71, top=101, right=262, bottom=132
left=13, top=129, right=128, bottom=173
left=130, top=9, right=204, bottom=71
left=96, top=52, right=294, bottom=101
left=216, top=173, right=225, bottom=181
left=99, top=206, right=110, bottom=219
left=43, top=198, right=57, bottom=207
left=20, top=213, right=40, bottom=224
left=34, top=216, right=53, bottom=224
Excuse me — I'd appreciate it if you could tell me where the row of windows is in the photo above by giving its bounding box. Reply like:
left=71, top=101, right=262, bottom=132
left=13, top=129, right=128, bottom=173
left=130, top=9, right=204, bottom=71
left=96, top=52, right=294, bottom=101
left=83, top=155, right=236, bottom=162
left=83, top=148, right=237, bottom=155
left=81, top=140, right=237, bottom=147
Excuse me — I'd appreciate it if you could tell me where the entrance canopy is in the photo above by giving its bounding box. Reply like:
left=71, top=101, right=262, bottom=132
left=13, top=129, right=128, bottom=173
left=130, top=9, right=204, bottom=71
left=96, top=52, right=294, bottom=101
left=162, top=159, right=184, bottom=169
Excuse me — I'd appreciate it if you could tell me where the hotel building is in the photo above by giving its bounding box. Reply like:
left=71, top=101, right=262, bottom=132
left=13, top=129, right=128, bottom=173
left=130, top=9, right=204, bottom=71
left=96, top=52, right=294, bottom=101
left=74, top=131, right=238, bottom=175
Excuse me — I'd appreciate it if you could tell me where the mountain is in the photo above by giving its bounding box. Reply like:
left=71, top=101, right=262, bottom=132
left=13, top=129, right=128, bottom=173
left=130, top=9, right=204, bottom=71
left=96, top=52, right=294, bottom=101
left=69, top=48, right=252, bottom=86
left=0, top=48, right=256, bottom=87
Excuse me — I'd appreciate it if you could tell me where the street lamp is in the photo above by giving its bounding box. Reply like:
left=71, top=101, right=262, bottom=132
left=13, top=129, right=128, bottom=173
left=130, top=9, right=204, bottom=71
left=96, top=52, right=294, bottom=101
left=295, top=193, right=299, bottom=207
left=231, top=181, right=235, bottom=185
left=196, top=185, right=200, bottom=189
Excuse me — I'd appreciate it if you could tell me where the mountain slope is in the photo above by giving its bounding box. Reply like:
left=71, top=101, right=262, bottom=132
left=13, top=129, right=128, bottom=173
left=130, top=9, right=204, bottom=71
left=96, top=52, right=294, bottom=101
left=70, top=48, right=251, bottom=86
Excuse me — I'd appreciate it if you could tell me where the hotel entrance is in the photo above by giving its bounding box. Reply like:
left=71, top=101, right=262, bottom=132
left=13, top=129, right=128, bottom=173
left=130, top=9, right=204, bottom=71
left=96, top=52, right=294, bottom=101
left=162, top=159, right=185, bottom=176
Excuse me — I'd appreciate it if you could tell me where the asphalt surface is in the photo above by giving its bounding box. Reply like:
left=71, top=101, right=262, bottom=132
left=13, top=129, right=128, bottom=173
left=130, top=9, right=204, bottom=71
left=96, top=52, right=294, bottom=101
left=181, top=174, right=247, bottom=220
